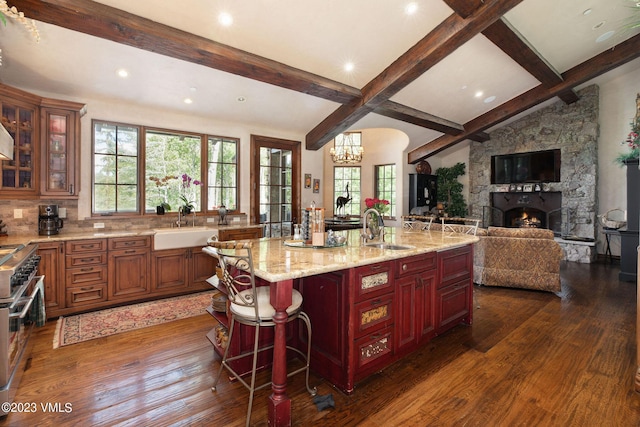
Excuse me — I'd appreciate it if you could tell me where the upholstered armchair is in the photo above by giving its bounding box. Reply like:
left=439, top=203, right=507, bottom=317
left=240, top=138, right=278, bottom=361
left=473, top=227, right=563, bottom=293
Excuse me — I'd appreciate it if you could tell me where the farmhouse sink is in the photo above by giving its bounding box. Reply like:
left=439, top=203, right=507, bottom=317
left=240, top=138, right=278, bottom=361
left=363, top=243, right=415, bottom=251
left=153, top=227, right=219, bottom=250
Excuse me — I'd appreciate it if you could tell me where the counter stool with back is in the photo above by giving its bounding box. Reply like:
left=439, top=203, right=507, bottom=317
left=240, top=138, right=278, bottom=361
left=208, top=240, right=316, bottom=426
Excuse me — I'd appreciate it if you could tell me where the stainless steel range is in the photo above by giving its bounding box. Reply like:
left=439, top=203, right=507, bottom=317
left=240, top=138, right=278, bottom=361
left=0, top=244, right=43, bottom=417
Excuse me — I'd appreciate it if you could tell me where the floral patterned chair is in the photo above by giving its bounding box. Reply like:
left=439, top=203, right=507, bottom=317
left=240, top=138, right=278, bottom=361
left=473, top=226, right=563, bottom=293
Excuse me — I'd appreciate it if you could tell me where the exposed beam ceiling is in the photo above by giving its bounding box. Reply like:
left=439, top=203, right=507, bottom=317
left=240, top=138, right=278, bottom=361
left=407, top=32, right=640, bottom=162
left=305, top=0, right=525, bottom=150
left=6, top=0, right=638, bottom=163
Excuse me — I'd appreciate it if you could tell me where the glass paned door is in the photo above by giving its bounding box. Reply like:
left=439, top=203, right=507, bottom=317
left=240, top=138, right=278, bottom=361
left=259, top=147, right=293, bottom=238
left=251, top=135, right=300, bottom=239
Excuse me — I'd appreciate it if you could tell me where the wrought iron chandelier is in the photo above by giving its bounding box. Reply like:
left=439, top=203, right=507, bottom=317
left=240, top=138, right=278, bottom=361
left=330, top=132, right=364, bottom=164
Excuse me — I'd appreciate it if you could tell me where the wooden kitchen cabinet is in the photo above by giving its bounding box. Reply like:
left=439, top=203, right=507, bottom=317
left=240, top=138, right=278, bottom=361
left=108, top=236, right=151, bottom=300
left=0, top=84, right=39, bottom=197
left=0, top=83, right=83, bottom=199
left=151, top=246, right=213, bottom=294
left=218, top=227, right=263, bottom=241
left=436, top=245, right=473, bottom=333
left=39, top=101, right=83, bottom=197
left=64, top=238, right=108, bottom=310
left=37, top=242, right=64, bottom=317
left=395, top=252, right=437, bottom=356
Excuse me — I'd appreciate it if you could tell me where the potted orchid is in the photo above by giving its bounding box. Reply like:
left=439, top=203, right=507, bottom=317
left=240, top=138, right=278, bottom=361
left=149, top=175, right=176, bottom=214
left=616, top=119, right=640, bottom=166
left=178, top=173, right=203, bottom=214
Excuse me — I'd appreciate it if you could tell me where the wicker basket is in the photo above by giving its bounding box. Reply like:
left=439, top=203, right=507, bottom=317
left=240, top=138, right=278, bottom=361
left=598, top=209, right=627, bottom=230
left=211, top=291, right=228, bottom=313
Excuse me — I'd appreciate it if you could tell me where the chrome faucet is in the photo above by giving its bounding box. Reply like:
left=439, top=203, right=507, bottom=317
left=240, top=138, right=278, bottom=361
left=175, top=209, right=197, bottom=228
left=362, top=208, right=385, bottom=244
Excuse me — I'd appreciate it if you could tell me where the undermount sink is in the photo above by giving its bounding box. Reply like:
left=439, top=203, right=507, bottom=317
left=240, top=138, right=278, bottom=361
left=153, top=227, right=218, bottom=250
left=363, top=243, right=415, bottom=250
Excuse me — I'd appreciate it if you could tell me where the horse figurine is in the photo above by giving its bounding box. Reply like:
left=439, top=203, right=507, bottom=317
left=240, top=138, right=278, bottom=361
left=336, top=183, right=352, bottom=216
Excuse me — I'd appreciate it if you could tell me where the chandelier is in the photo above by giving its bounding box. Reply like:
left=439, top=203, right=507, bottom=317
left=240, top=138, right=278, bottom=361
left=330, top=132, right=364, bottom=164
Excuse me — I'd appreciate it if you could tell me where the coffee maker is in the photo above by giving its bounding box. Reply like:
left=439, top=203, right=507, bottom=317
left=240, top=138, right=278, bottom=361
left=38, top=204, right=64, bottom=236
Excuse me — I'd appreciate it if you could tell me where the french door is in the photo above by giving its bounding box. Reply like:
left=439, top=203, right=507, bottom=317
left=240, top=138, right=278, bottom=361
left=250, top=135, right=301, bottom=238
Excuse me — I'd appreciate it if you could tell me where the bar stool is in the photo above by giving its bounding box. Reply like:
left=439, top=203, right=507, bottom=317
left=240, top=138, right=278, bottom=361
left=209, top=241, right=316, bottom=426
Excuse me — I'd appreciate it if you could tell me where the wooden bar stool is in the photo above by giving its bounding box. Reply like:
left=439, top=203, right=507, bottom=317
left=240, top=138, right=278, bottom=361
left=209, top=241, right=316, bottom=426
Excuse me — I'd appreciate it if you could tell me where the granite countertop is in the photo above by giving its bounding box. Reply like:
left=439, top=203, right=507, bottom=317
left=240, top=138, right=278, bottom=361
left=208, top=227, right=479, bottom=283
left=0, top=222, right=262, bottom=247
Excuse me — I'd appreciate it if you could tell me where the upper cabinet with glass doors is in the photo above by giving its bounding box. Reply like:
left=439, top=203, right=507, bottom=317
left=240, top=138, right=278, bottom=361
left=0, top=83, right=84, bottom=199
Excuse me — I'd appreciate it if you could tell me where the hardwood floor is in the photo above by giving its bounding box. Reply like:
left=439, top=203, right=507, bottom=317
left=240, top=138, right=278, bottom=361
left=4, top=261, right=640, bottom=426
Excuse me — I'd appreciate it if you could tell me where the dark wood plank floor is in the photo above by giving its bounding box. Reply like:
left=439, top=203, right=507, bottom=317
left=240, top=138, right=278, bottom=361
left=4, top=261, right=640, bottom=426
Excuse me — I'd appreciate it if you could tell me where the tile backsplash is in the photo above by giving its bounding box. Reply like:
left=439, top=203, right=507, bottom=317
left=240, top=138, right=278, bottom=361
left=0, top=199, right=245, bottom=236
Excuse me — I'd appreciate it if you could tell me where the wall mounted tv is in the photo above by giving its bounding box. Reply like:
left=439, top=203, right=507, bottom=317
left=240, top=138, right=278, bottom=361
left=491, top=149, right=561, bottom=184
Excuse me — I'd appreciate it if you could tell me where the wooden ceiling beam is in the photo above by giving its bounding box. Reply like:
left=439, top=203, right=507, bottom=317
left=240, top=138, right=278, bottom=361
left=407, top=33, right=640, bottom=163
left=8, top=0, right=362, bottom=104
left=373, top=101, right=464, bottom=135
left=305, top=0, right=524, bottom=150
left=445, top=0, right=579, bottom=104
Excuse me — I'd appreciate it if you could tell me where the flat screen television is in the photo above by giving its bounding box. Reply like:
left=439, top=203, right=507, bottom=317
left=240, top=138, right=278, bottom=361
left=491, top=149, right=561, bottom=184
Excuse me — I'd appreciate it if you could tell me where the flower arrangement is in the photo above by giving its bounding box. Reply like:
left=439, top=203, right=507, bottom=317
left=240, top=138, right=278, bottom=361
left=178, top=173, right=203, bottom=213
left=365, top=197, right=390, bottom=215
left=149, top=175, right=177, bottom=211
left=616, top=114, right=640, bottom=166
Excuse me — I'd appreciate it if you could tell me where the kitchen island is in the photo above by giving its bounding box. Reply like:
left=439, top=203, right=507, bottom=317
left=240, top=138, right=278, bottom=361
left=204, top=227, right=478, bottom=426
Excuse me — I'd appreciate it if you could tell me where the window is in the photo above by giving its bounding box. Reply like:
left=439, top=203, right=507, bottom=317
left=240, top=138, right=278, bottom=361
left=145, top=130, right=202, bottom=213
left=333, top=166, right=361, bottom=216
left=207, top=136, right=238, bottom=210
left=93, top=121, right=140, bottom=213
left=92, top=120, right=238, bottom=216
left=375, top=164, right=396, bottom=218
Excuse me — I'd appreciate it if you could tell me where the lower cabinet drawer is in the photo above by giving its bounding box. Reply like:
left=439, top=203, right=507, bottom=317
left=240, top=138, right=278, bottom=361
left=66, top=265, right=108, bottom=286
left=355, top=327, right=394, bottom=374
left=437, top=280, right=470, bottom=332
left=354, top=294, right=394, bottom=338
left=66, top=284, right=108, bottom=307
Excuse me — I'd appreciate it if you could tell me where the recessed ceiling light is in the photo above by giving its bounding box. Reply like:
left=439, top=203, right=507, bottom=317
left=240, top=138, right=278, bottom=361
left=583, top=8, right=592, bottom=16
left=461, top=85, right=468, bottom=90
left=475, top=91, right=484, bottom=98
left=592, top=21, right=606, bottom=30
left=344, top=62, right=355, bottom=72
left=596, top=30, right=615, bottom=43
left=405, top=2, right=418, bottom=15
left=184, top=98, right=193, bottom=104
left=116, top=68, right=128, bottom=78
left=218, top=12, right=233, bottom=27
left=237, top=96, right=246, bottom=102
left=190, top=87, right=197, bottom=92
left=484, top=95, right=496, bottom=104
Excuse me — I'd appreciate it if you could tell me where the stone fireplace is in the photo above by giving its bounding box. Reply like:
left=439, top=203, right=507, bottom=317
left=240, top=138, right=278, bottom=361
left=491, top=192, right=562, bottom=232
left=468, top=85, right=599, bottom=263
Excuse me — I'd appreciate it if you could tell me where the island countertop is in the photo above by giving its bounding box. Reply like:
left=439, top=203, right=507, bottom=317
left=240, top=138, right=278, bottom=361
left=226, top=227, right=479, bottom=283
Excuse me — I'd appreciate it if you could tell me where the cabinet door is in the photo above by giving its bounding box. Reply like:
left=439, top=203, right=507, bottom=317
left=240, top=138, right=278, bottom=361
left=395, top=275, right=418, bottom=353
left=190, top=247, right=216, bottom=288
left=37, top=242, right=64, bottom=314
left=0, top=98, right=38, bottom=195
left=417, top=270, right=436, bottom=343
left=108, top=248, right=150, bottom=300
left=151, top=248, right=189, bottom=293
left=40, top=106, right=79, bottom=197
left=436, top=279, right=471, bottom=334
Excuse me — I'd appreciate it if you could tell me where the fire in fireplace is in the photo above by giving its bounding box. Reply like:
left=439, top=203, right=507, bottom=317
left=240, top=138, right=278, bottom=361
left=507, top=207, right=545, bottom=228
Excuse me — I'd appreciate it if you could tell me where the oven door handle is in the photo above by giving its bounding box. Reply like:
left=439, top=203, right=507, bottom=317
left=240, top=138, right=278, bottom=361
left=10, top=275, right=44, bottom=319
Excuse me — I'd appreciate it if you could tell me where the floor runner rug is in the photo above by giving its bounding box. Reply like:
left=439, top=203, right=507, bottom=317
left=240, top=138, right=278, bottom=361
left=53, top=291, right=214, bottom=348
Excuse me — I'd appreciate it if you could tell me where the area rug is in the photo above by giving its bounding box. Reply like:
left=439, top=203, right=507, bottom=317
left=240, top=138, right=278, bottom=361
left=53, top=291, right=214, bottom=349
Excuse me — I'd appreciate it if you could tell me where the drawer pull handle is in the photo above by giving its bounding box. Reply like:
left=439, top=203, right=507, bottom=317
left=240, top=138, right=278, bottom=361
left=370, top=264, right=383, bottom=271
left=81, top=258, right=95, bottom=263
left=80, top=267, right=94, bottom=272
left=124, top=241, right=135, bottom=246
left=80, top=287, right=94, bottom=291
left=371, top=299, right=381, bottom=306
left=80, top=244, right=95, bottom=249
left=402, top=264, right=408, bottom=271
left=124, top=250, right=136, bottom=254
left=370, top=333, right=381, bottom=340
